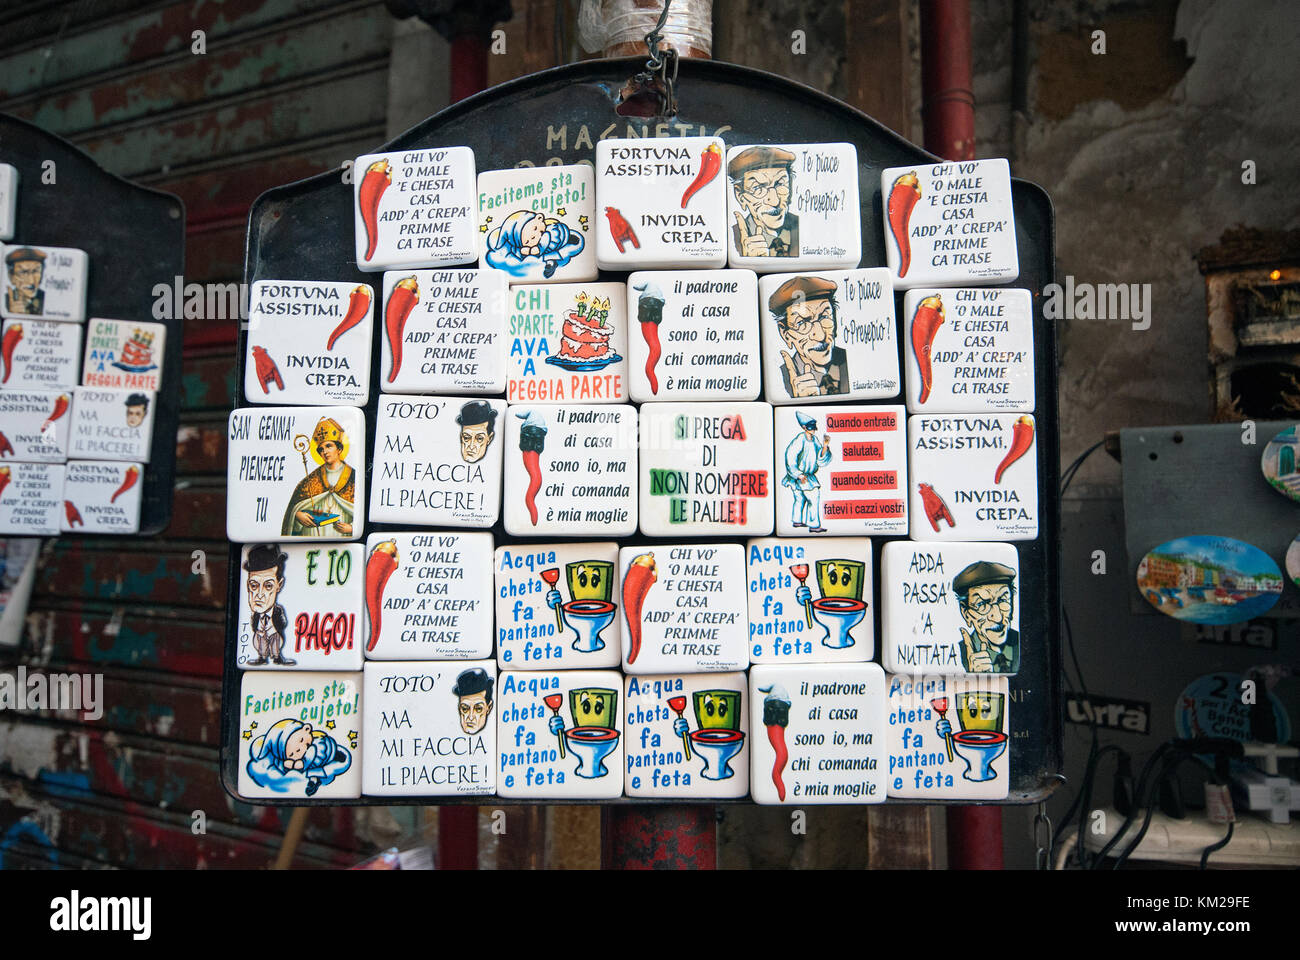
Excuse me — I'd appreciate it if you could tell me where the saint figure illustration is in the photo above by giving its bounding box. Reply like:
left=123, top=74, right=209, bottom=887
left=281, top=417, right=356, bottom=537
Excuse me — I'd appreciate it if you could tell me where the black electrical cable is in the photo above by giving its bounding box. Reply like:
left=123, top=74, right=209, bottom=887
left=1111, top=749, right=1193, bottom=869
left=1200, top=821, right=1234, bottom=869
left=1091, top=740, right=1174, bottom=867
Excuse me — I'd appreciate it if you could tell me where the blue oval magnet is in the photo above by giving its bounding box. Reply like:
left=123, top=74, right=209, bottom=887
left=1260, top=424, right=1300, bottom=501
left=1136, top=535, right=1283, bottom=623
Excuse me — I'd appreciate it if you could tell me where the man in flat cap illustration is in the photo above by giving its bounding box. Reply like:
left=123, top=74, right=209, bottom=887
left=953, top=560, right=1019, bottom=674
left=783, top=410, right=832, bottom=531
left=769, top=275, right=849, bottom=398
left=729, top=145, right=798, bottom=258
left=5, top=247, right=46, bottom=316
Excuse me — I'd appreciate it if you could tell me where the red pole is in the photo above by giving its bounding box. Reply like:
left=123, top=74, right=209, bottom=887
left=450, top=32, right=490, bottom=104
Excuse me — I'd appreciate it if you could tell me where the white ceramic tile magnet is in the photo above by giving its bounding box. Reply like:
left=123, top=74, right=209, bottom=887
left=904, top=288, right=1034, bottom=413
left=507, top=281, right=628, bottom=404
left=881, top=159, right=1019, bottom=289
left=0, top=388, right=71, bottom=462
left=774, top=405, right=907, bottom=536
left=353, top=147, right=478, bottom=271
left=237, top=671, right=362, bottom=799
left=746, top=537, right=874, bottom=664
left=502, top=404, right=637, bottom=538
left=2, top=245, right=88, bottom=322
left=638, top=401, right=774, bottom=537
left=478, top=164, right=597, bottom=283
left=369, top=395, right=503, bottom=528
left=595, top=136, right=728, bottom=270
left=881, top=540, right=1021, bottom=675
left=1, top=319, right=81, bottom=390
left=226, top=406, right=365, bottom=542
left=619, top=543, right=749, bottom=675
left=626, top=269, right=761, bottom=402
left=82, top=317, right=166, bottom=392
left=494, top=542, right=622, bottom=671
left=60, top=460, right=142, bottom=533
left=748, top=662, right=887, bottom=804
left=496, top=669, right=625, bottom=799
left=0, top=462, right=64, bottom=535
left=364, top=531, right=494, bottom=660
left=0, top=165, right=16, bottom=241
left=363, top=660, right=496, bottom=796
left=758, top=269, right=899, bottom=404
left=907, top=413, right=1038, bottom=541
left=624, top=672, right=750, bottom=799
left=244, top=280, right=373, bottom=406
left=725, top=142, right=861, bottom=272
left=69, top=387, right=154, bottom=463
left=886, top=673, right=1010, bottom=799
left=378, top=269, right=507, bottom=395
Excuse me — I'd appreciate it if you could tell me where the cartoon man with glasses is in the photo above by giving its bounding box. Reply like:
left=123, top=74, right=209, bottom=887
left=953, top=560, right=1019, bottom=674
left=769, top=275, right=849, bottom=398
left=5, top=248, right=47, bottom=316
left=729, top=146, right=798, bottom=258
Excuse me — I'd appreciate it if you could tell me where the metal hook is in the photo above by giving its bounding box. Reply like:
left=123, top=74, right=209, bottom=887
left=644, top=0, right=673, bottom=71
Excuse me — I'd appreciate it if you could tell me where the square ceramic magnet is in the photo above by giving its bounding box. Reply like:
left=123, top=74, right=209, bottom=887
left=0, top=462, right=64, bottom=535
left=907, top=413, right=1038, bottom=541
left=749, top=662, right=888, bottom=804
left=758, top=269, right=899, bottom=404
left=1, top=319, right=81, bottom=390
left=881, top=159, right=1019, bottom=289
left=0, top=389, right=72, bottom=462
left=725, top=142, right=861, bottom=272
left=904, top=288, right=1034, bottom=413
left=638, top=401, right=774, bottom=537
left=494, top=542, right=622, bottom=671
left=619, top=543, right=749, bottom=675
left=503, top=404, right=637, bottom=537
left=624, top=672, right=750, bottom=798
left=235, top=542, right=365, bottom=671
left=226, top=406, right=365, bottom=543
left=68, top=387, right=154, bottom=463
left=746, top=538, right=874, bottom=664
left=369, top=395, right=504, bottom=528
left=364, top=531, right=494, bottom=661
left=507, top=281, right=628, bottom=404
left=626, top=269, right=761, bottom=402
left=81, top=318, right=166, bottom=392
left=237, top=671, right=361, bottom=800
left=244, top=280, right=373, bottom=406
left=353, top=147, right=478, bottom=271
left=60, top=460, right=142, bottom=533
left=496, top=669, right=625, bottom=799
left=0, top=165, right=16, bottom=241
left=881, top=540, right=1021, bottom=675
left=885, top=673, right=1010, bottom=800
left=378, top=269, right=507, bottom=395
left=774, top=405, right=908, bottom=536
left=2, top=245, right=88, bottom=322
left=363, top=660, right=496, bottom=796
left=478, top=164, right=597, bottom=284
left=595, top=136, right=728, bottom=270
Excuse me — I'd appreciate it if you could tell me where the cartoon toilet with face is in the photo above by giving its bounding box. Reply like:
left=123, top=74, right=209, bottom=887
left=544, top=560, right=617, bottom=653
left=670, top=689, right=746, bottom=780
left=547, top=686, right=620, bottom=778
left=793, top=558, right=867, bottom=648
left=935, top=691, right=1007, bottom=782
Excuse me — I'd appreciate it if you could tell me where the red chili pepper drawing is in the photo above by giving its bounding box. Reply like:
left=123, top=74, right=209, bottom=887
left=910, top=295, right=945, bottom=404
left=110, top=465, right=139, bottom=504
left=358, top=158, right=392, bottom=262
left=995, top=416, right=1035, bottom=484
left=887, top=171, right=921, bottom=278
left=41, top=393, right=69, bottom=433
left=0, top=432, right=12, bottom=458
left=621, top=551, right=657, bottom=665
left=516, top=410, right=547, bottom=526
left=680, top=142, right=722, bottom=209
left=384, top=276, right=420, bottom=383
left=250, top=345, right=284, bottom=393
left=1, top=323, right=22, bottom=384
left=759, top=684, right=791, bottom=801
left=326, top=285, right=372, bottom=350
left=632, top=281, right=665, bottom=395
left=604, top=206, right=639, bottom=253
left=364, top=540, right=400, bottom=651
left=64, top=500, right=83, bottom=528
left=918, top=482, right=955, bottom=532
left=0, top=467, right=10, bottom=500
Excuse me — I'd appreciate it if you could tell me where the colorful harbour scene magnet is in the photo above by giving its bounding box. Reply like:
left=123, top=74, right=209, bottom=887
left=1260, top=425, right=1300, bottom=501
left=507, top=281, right=628, bottom=404
left=477, top=164, right=597, bottom=283
left=1136, top=535, right=1284, bottom=624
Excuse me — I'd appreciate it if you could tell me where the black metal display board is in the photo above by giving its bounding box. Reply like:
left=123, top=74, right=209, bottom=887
left=0, top=113, right=185, bottom=536
left=221, top=58, right=1060, bottom=805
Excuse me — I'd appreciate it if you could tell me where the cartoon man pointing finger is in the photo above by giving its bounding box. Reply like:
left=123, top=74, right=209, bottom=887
left=769, top=276, right=848, bottom=398
left=954, top=561, right=1019, bottom=674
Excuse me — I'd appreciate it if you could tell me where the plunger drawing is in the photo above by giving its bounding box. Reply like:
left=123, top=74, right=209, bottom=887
left=666, top=695, right=692, bottom=760
left=930, top=697, right=954, bottom=762
left=539, top=567, right=563, bottom=630
left=543, top=694, right=566, bottom=758
left=789, top=564, right=813, bottom=628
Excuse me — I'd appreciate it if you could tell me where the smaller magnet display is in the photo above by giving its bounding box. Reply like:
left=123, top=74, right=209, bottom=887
left=506, top=281, right=628, bottom=404
left=69, top=387, right=155, bottom=463
left=0, top=388, right=72, bottom=462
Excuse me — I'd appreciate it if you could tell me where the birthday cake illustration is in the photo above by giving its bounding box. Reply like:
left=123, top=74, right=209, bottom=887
left=111, top=327, right=159, bottom=373
left=546, top=291, right=621, bottom=371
